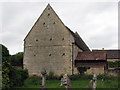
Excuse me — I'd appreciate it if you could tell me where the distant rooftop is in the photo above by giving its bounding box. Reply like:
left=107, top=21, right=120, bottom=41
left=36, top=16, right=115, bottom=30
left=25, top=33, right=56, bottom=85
left=75, top=51, right=106, bottom=61
left=92, top=49, right=120, bottom=59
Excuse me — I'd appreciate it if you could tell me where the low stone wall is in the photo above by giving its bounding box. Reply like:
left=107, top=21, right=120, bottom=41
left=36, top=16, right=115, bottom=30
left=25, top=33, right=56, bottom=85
left=105, top=68, right=120, bottom=76
left=85, top=67, right=104, bottom=75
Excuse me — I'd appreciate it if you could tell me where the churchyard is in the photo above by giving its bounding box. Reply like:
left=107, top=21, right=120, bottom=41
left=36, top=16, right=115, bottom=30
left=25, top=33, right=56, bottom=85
left=15, top=74, right=119, bottom=89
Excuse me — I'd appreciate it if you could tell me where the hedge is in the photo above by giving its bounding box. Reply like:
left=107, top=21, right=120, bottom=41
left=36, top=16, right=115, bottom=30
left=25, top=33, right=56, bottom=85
left=9, top=67, right=28, bottom=87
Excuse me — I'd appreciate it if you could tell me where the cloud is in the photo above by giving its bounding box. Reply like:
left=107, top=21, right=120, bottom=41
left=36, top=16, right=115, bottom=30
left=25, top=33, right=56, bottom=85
left=1, top=2, right=118, bottom=54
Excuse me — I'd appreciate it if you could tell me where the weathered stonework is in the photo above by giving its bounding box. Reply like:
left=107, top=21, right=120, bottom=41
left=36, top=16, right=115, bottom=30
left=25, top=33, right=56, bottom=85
left=23, top=4, right=83, bottom=76
left=85, top=68, right=104, bottom=75
left=107, top=59, right=120, bottom=62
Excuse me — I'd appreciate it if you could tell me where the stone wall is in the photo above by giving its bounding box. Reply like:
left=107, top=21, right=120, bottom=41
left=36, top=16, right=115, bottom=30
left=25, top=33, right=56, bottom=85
left=107, top=59, right=120, bottom=62
left=23, top=4, right=82, bottom=76
left=85, top=67, right=104, bottom=75
left=73, top=45, right=83, bottom=74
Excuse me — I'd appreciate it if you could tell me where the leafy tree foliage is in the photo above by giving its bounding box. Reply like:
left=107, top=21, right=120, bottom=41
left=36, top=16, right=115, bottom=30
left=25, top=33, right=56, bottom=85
left=108, top=61, right=120, bottom=68
left=1, top=44, right=10, bottom=57
left=10, top=52, right=24, bottom=66
left=1, top=44, right=11, bottom=88
left=77, top=67, right=90, bottom=75
left=1, top=44, right=28, bottom=89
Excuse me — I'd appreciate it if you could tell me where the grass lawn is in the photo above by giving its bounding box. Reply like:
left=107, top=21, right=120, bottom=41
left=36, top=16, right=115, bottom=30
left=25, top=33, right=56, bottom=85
left=16, top=78, right=119, bottom=89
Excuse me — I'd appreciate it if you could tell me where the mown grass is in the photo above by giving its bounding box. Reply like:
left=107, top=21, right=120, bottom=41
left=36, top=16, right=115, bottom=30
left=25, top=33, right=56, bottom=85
left=15, top=77, right=119, bottom=89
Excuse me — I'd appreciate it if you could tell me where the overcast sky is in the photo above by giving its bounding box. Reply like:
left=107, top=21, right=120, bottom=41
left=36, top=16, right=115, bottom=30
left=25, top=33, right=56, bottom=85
left=1, top=1, right=118, bottom=55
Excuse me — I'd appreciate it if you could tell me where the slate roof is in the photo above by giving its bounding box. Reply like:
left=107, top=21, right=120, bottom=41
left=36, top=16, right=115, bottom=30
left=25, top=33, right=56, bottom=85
left=92, top=50, right=120, bottom=59
left=66, top=26, right=90, bottom=51
left=75, top=51, right=106, bottom=61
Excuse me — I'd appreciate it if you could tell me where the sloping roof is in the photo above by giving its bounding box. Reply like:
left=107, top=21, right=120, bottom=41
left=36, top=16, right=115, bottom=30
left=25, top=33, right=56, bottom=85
left=75, top=51, right=106, bottom=61
left=66, top=26, right=90, bottom=51
left=92, top=50, right=120, bottom=59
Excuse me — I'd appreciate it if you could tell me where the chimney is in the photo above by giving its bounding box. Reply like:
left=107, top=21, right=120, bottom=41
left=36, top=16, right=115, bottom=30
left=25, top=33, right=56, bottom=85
left=102, top=48, right=104, bottom=50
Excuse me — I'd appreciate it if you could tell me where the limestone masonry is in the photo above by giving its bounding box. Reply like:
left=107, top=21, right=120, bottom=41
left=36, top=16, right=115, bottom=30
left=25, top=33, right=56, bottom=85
left=23, top=4, right=119, bottom=76
left=23, top=4, right=90, bottom=76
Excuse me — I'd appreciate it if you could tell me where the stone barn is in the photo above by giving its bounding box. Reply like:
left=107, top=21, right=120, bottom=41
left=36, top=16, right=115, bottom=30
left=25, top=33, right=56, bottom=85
left=23, top=4, right=90, bottom=76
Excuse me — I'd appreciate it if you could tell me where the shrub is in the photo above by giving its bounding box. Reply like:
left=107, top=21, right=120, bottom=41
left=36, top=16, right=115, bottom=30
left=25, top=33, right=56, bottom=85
left=108, top=61, right=120, bottom=68
left=68, top=74, right=80, bottom=80
left=28, top=75, right=42, bottom=85
left=1, top=44, right=11, bottom=89
left=68, top=74, right=92, bottom=80
left=77, top=67, right=90, bottom=75
left=46, top=72, right=60, bottom=80
left=97, top=74, right=116, bottom=80
left=10, top=52, right=24, bottom=66
left=9, top=68, right=28, bottom=87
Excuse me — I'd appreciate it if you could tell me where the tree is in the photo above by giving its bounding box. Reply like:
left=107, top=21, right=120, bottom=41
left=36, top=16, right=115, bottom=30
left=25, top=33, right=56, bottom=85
left=77, top=66, right=90, bottom=75
left=1, top=44, right=28, bottom=89
left=1, top=44, right=11, bottom=88
left=10, top=52, right=24, bottom=66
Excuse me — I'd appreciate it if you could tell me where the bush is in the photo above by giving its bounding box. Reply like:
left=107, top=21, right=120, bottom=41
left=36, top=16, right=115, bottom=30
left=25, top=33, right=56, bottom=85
left=68, top=74, right=92, bottom=80
left=1, top=44, right=28, bottom=89
left=46, top=72, right=61, bottom=80
left=77, top=67, right=90, bottom=75
left=97, top=74, right=117, bottom=80
left=68, top=74, right=80, bottom=80
left=1, top=44, right=11, bottom=89
left=108, top=61, right=120, bottom=68
left=10, top=52, right=24, bottom=66
left=28, top=75, right=42, bottom=85
left=9, top=68, right=28, bottom=87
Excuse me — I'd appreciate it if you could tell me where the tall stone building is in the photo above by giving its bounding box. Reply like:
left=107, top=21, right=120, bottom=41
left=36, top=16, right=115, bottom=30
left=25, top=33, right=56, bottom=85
left=23, top=4, right=90, bottom=76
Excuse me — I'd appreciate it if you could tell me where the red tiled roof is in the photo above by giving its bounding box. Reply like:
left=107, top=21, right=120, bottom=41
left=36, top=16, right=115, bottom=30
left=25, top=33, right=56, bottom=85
left=75, top=51, right=106, bottom=61
left=92, top=50, right=120, bottom=59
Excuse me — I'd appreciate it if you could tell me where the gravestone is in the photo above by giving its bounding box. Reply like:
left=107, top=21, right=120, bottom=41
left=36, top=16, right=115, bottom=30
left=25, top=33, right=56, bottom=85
left=93, top=74, right=97, bottom=90
left=101, top=78, right=104, bottom=86
left=41, top=70, right=47, bottom=88
left=88, top=80, right=93, bottom=89
left=60, top=74, right=71, bottom=90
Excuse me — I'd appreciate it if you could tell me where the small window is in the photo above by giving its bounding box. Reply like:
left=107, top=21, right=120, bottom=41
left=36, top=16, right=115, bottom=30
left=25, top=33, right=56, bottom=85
left=62, top=38, right=64, bottom=40
left=62, top=53, right=65, bottom=56
left=50, top=38, right=52, bottom=41
left=43, top=22, right=45, bottom=25
left=34, top=55, right=36, bottom=56
left=53, top=22, right=55, bottom=24
left=36, top=39, right=38, bottom=42
left=48, top=13, right=50, bottom=16
left=49, top=54, right=51, bottom=56
left=48, top=8, right=50, bottom=10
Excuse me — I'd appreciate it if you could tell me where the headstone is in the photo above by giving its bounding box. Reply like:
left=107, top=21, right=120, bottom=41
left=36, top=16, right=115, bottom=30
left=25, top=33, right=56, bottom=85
left=60, top=74, right=71, bottom=90
left=41, top=70, right=47, bottom=88
left=60, top=78, right=64, bottom=87
left=88, top=80, right=93, bottom=89
left=101, top=78, right=104, bottom=86
left=93, top=74, right=97, bottom=90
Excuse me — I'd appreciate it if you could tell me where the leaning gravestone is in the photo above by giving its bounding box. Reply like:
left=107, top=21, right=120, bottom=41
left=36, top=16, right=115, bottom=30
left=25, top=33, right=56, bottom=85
left=60, top=74, right=71, bottom=90
left=88, top=80, right=93, bottom=89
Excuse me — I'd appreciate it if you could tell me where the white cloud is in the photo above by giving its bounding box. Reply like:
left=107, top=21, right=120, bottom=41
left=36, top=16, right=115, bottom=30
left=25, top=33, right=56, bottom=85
left=1, top=2, right=118, bottom=54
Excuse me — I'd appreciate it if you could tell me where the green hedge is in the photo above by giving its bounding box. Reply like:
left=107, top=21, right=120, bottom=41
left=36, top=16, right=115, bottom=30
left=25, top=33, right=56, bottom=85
left=108, top=61, right=120, bottom=68
left=9, top=68, right=28, bottom=87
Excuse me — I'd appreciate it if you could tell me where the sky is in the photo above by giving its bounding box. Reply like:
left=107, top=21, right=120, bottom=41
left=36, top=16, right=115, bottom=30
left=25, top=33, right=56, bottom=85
left=0, top=0, right=118, bottom=55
